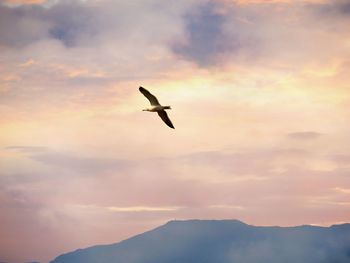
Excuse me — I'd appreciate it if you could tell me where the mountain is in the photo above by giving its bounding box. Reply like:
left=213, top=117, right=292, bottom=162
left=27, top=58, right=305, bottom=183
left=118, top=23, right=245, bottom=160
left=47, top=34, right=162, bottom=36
left=50, top=219, right=350, bottom=263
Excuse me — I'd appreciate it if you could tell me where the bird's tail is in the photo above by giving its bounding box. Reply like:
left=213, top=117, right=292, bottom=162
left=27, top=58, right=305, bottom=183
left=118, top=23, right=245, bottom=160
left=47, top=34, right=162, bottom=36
left=164, top=106, right=171, bottom=110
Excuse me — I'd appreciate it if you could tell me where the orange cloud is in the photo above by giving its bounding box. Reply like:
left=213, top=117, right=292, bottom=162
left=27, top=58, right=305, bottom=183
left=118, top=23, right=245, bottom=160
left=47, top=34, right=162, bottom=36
left=3, top=0, right=47, bottom=5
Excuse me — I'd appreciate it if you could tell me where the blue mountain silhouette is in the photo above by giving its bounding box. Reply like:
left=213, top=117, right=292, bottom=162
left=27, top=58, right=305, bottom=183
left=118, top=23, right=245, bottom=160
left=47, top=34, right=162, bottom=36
left=50, top=219, right=350, bottom=263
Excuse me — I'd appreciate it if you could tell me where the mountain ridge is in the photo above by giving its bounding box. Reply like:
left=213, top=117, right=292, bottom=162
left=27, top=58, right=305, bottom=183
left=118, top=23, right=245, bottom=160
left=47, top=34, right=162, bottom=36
left=50, top=219, right=350, bottom=263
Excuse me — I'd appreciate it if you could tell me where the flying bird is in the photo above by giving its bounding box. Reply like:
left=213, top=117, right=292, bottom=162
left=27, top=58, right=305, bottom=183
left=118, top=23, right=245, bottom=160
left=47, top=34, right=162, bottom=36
left=139, top=86, right=175, bottom=129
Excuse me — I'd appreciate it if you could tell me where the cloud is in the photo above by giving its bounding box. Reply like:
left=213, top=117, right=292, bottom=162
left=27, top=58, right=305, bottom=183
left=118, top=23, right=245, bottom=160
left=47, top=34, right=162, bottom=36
left=164, top=147, right=311, bottom=180
left=171, top=0, right=350, bottom=68
left=230, top=0, right=329, bottom=4
left=1, top=143, right=350, bottom=262
left=313, top=0, right=350, bottom=16
left=5, top=145, right=48, bottom=152
left=107, top=206, right=182, bottom=212
left=32, top=154, right=125, bottom=174
left=72, top=204, right=182, bottom=213
left=0, top=0, right=195, bottom=49
left=331, top=154, right=350, bottom=165
left=2, top=0, right=48, bottom=5
left=5, top=145, right=128, bottom=174
left=0, top=174, right=67, bottom=262
left=287, top=131, right=322, bottom=140
left=46, top=2, right=100, bottom=47
left=0, top=1, right=101, bottom=48
left=0, top=0, right=197, bottom=112
left=172, top=2, right=231, bottom=66
left=333, top=187, right=350, bottom=194
left=0, top=4, right=50, bottom=47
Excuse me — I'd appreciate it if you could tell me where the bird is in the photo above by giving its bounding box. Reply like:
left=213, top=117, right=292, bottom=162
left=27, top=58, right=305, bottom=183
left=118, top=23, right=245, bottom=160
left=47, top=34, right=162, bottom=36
left=139, top=86, right=175, bottom=129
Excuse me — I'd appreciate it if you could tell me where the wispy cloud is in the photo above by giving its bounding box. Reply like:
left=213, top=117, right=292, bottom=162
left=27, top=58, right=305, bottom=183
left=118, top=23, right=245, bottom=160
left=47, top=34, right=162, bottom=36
left=5, top=145, right=48, bottom=153
left=2, top=0, right=48, bottom=5
left=333, top=187, right=350, bottom=194
left=287, top=131, right=322, bottom=140
left=107, top=206, right=182, bottom=212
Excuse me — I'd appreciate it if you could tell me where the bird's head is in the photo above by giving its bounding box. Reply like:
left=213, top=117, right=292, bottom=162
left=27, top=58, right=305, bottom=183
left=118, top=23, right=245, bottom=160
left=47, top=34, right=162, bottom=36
left=142, top=108, right=149, bottom=111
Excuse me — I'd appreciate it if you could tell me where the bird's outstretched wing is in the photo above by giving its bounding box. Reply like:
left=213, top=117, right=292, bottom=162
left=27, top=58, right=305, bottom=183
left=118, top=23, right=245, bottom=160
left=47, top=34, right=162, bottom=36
left=139, top=86, right=160, bottom=106
left=158, top=110, right=175, bottom=129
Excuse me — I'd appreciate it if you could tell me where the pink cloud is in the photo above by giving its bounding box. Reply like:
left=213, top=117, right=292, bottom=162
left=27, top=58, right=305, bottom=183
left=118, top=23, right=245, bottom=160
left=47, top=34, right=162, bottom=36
left=2, top=0, right=48, bottom=5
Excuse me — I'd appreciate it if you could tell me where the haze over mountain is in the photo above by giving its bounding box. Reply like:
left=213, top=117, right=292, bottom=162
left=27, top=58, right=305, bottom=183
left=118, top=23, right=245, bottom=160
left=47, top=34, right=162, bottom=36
left=50, top=220, right=350, bottom=263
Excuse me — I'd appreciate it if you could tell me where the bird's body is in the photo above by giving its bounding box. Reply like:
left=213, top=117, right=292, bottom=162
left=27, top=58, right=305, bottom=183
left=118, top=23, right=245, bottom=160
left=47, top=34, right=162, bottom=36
left=143, top=105, right=171, bottom=112
left=139, top=86, right=175, bottom=129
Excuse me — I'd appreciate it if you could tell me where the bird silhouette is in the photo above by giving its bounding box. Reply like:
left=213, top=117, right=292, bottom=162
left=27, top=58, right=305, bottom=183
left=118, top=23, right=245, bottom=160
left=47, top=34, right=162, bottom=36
left=139, top=86, right=175, bottom=129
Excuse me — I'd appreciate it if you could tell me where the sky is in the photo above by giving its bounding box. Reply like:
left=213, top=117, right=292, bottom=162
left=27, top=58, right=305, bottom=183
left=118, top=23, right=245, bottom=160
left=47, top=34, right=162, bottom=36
left=0, top=0, right=350, bottom=262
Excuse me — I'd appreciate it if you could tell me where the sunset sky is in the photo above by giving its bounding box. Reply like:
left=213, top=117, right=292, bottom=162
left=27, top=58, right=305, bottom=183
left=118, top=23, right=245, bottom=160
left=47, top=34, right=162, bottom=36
left=1, top=0, right=350, bottom=262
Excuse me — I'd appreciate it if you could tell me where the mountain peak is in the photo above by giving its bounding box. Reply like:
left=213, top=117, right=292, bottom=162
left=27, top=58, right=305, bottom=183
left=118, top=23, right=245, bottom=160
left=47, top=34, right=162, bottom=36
left=164, top=219, right=247, bottom=226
